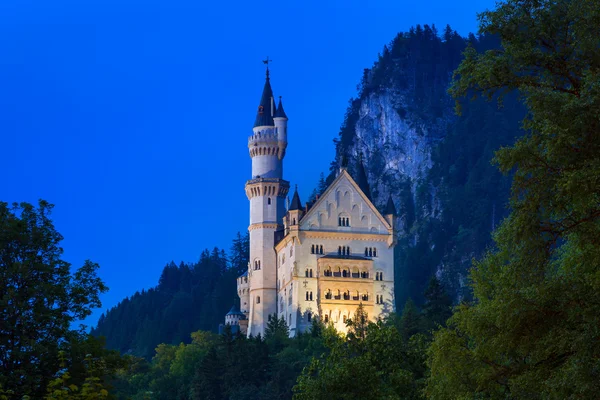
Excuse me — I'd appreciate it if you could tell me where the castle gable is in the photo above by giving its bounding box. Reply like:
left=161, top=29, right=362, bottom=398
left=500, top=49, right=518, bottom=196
left=299, top=170, right=391, bottom=234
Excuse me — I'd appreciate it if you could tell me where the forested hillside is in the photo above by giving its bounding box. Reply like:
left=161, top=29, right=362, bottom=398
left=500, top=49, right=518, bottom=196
left=321, top=25, right=525, bottom=304
left=91, top=233, right=249, bottom=359
left=94, top=25, right=526, bottom=358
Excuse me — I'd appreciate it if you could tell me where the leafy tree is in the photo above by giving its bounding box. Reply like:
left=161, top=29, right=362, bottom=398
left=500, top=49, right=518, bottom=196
left=0, top=200, right=109, bottom=398
left=428, top=1, right=600, bottom=398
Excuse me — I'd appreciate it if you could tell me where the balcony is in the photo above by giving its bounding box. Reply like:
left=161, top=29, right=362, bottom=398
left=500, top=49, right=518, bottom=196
left=322, top=271, right=370, bottom=279
left=323, top=293, right=371, bottom=303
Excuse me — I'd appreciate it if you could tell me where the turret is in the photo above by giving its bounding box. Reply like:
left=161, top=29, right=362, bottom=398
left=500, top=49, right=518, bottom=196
left=384, top=194, right=397, bottom=227
left=248, top=69, right=287, bottom=179
left=288, top=185, right=303, bottom=227
left=274, top=96, right=288, bottom=159
left=355, top=153, right=372, bottom=200
left=244, top=65, right=290, bottom=337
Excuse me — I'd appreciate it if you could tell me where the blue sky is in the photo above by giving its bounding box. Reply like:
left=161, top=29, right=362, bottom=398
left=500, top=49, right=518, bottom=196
left=0, top=0, right=495, bottom=327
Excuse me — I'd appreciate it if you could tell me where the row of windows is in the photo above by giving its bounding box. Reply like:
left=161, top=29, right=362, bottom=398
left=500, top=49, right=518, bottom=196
left=305, top=291, right=313, bottom=301
left=375, top=272, right=384, bottom=281
left=324, top=289, right=371, bottom=301
left=310, top=245, right=378, bottom=257
left=323, top=266, right=374, bottom=279
left=364, top=247, right=378, bottom=257
left=375, top=295, right=385, bottom=304
left=254, top=260, right=261, bottom=270
left=338, top=246, right=351, bottom=256
left=338, top=216, right=350, bottom=226
left=305, top=268, right=314, bottom=277
left=311, top=244, right=324, bottom=254
left=322, top=311, right=350, bottom=324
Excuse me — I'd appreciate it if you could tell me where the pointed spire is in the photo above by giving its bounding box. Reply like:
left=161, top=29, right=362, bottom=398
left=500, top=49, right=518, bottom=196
left=289, top=184, right=302, bottom=211
left=254, top=68, right=276, bottom=128
left=274, top=96, right=287, bottom=119
left=355, top=153, right=372, bottom=200
left=384, top=195, right=397, bottom=215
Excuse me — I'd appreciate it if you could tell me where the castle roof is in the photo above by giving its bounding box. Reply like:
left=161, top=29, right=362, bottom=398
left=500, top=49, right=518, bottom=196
left=355, top=155, right=372, bottom=201
left=289, top=185, right=302, bottom=211
left=254, top=69, right=276, bottom=128
left=384, top=195, right=397, bottom=216
left=274, top=96, right=287, bottom=119
left=226, top=305, right=246, bottom=318
left=295, top=169, right=393, bottom=232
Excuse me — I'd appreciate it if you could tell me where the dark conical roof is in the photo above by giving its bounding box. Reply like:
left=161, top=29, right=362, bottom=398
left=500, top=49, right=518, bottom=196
left=355, top=155, right=372, bottom=200
left=289, top=185, right=302, bottom=211
left=274, top=96, right=287, bottom=118
left=227, top=304, right=244, bottom=316
left=254, top=69, right=276, bottom=127
left=384, top=195, right=397, bottom=215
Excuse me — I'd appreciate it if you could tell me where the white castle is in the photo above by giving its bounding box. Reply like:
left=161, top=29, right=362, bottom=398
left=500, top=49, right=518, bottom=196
left=223, top=68, right=397, bottom=337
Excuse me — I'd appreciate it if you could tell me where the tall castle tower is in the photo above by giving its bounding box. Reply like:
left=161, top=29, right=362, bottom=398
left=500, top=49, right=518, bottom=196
left=244, top=67, right=289, bottom=337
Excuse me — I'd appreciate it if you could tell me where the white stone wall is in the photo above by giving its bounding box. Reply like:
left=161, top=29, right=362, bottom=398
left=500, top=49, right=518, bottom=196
left=300, top=175, right=388, bottom=234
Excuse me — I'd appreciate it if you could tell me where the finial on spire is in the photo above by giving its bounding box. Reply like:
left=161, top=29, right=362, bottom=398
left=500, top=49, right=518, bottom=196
left=262, top=56, right=272, bottom=79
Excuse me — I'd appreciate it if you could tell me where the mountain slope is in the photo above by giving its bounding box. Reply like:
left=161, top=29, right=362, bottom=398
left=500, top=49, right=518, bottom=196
left=326, top=25, right=524, bottom=305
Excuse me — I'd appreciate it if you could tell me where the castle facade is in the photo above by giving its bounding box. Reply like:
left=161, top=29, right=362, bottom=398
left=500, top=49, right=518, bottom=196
left=226, top=69, right=397, bottom=337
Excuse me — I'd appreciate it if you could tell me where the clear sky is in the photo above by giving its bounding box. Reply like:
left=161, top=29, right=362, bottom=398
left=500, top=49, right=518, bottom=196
left=1, top=0, right=495, bottom=327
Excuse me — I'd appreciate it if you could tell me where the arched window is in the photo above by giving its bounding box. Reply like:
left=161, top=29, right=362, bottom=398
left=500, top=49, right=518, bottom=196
left=310, top=291, right=313, bottom=301
left=307, top=312, right=312, bottom=322
left=310, top=269, right=314, bottom=278
left=325, top=289, right=332, bottom=299
left=369, top=248, right=373, bottom=257
left=267, top=197, right=271, bottom=205
left=338, top=214, right=350, bottom=227
left=365, top=248, right=369, bottom=256
left=311, top=245, right=315, bottom=254
left=373, top=248, right=377, bottom=257
left=306, top=291, right=309, bottom=301
left=320, top=245, right=324, bottom=254
left=292, top=218, right=296, bottom=225
left=324, top=314, right=329, bottom=323
left=343, top=315, right=347, bottom=323
left=257, top=296, right=261, bottom=304
left=338, top=246, right=342, bottom=255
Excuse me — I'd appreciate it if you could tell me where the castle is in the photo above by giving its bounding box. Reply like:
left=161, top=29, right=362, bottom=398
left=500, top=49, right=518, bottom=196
left=222, top=67, right=397, bottom=337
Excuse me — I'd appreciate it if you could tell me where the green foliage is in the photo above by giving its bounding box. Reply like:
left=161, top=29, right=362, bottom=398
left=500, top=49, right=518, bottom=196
left=111, top=327, right=326, bottom=400
left=422, top=276, right=452, bottom=331
left=92, top=232, right=249, bottom=359
left=428, top=1, right=600, bottom=398
left=0, top=200, right=115, bottom=399
left=293, top=314, right=431, bottom=400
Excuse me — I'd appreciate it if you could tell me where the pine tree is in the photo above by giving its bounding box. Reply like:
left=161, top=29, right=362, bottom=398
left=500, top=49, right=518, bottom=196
left=422, top=276, right=452, bottom=330
left=399, top=299, right=421, bottom=341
